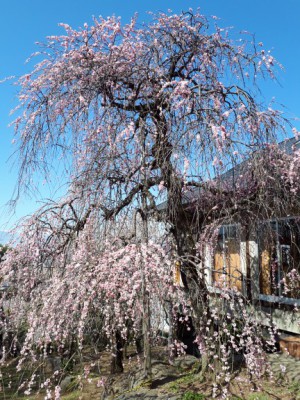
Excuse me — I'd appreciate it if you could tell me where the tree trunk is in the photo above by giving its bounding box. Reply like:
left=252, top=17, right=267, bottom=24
left=168, top=301, right=175, bottom=363
left=174, top=223, right=211, bottom=371
left=142, top=288, right=151, bottom=377
left=135, top=326, right=143, bottom=354
left=110, top=330, right=124, bottom=374
left=140, top=183, right=152, bottom=377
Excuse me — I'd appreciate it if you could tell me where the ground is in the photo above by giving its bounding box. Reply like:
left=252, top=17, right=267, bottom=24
left=1, top=347, right=299, bottom=399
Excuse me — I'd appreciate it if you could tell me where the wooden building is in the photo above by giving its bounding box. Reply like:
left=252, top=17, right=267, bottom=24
left=202, top=219, right=300, bottom=335
left=170, top=137, right=300, bottom=355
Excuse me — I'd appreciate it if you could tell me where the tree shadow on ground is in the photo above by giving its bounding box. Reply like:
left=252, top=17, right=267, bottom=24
left=150, top=375, right=181, bottom=389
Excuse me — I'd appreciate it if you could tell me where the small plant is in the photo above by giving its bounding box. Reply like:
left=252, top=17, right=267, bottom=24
left=289, top=381, right=300, bottom=399
left=182, top=391, right=206, bottom=400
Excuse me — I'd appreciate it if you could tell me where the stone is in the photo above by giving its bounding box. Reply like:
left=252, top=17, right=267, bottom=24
left=44, top=356, right=62, bottom=374
left=172, top=355, right=199, bottom=370
left=60, top=375, right=76, bottom=393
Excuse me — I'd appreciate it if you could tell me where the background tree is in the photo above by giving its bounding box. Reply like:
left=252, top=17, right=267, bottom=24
left=0, top=244, right=9, bottom=262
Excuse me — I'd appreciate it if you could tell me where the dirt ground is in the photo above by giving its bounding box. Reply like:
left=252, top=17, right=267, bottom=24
left=1, top=346, right=299, bottom=400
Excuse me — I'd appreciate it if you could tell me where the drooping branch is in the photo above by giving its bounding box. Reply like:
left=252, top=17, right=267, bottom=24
left=100, top=176, right=163, bottom=220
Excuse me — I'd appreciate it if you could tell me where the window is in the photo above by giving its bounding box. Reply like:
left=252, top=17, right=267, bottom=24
left=258, top=218, right=300, bottom=298
left=213, top=225, right=242, bottom=291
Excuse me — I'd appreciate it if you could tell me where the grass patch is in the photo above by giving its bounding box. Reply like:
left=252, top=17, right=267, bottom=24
left=247, top=394, right=270, bottom=400
left=167, top=372, right=199, bottom=393
left=289, top=381, right=300, bottom=399
left=182, top=392, right=206, bottom=400
left=61, top=391, right=82, bottom=400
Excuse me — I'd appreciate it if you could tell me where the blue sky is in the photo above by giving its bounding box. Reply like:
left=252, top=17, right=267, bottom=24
left=0, top=0, right=300, bottom=230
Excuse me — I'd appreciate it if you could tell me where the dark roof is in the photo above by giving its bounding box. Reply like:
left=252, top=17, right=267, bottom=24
left=157, top=137, right=300, bottom=211
left=217, top=137, right=300, bottom=188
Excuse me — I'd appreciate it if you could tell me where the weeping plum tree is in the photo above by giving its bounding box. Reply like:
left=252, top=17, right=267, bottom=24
left=13, top=10, right=287, bottom=228
left=11, top=8, right=289, bottom=287
left=1, top=8, right=300, bottom=397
